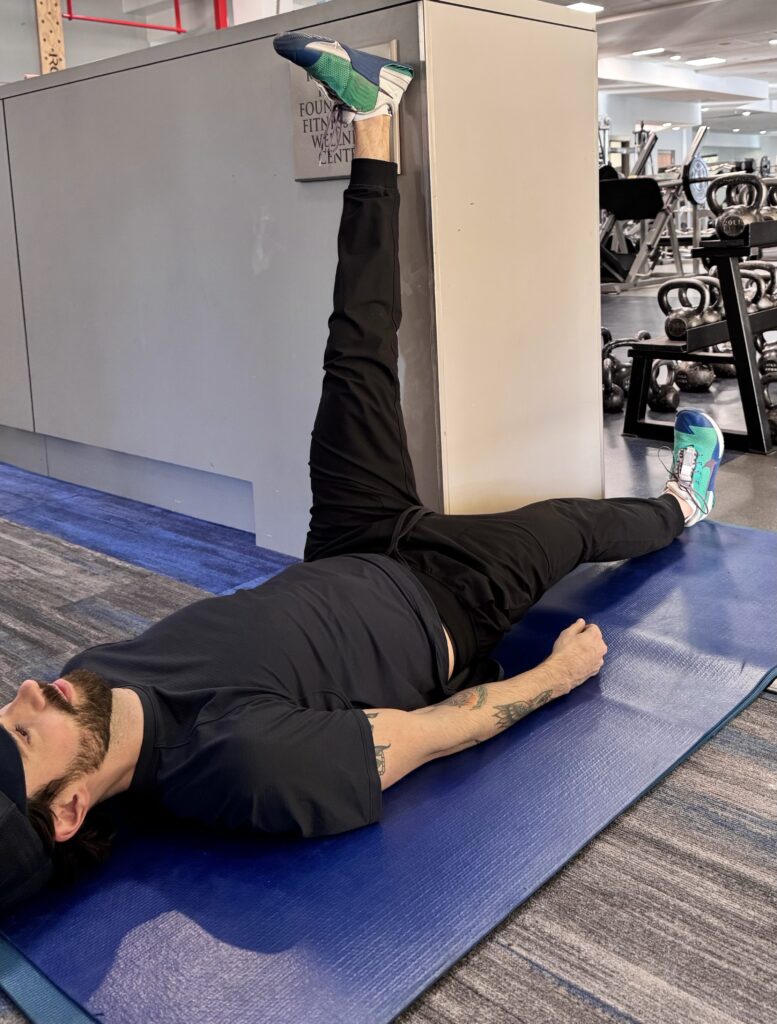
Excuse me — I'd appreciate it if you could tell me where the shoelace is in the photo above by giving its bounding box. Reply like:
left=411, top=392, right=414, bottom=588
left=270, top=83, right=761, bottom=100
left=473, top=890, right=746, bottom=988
left=658, top=444, right=711, bottom=517
left=305, top=75, right=350, bottom=166
left=320, top=102, right=348, bottom=166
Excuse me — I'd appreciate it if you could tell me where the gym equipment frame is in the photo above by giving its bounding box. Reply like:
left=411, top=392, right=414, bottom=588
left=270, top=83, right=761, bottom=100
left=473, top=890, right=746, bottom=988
left=62, top=0, right=229, bottom=34
left=624, top=221, right=777, bottom=455
left=601, top=126, right=709, bottom=294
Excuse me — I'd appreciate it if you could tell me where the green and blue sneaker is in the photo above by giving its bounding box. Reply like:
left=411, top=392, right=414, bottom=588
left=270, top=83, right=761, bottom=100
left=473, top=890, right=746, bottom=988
left=273, top=32, right=414, bottom=120
left=662, top=409, right=724, bottom=526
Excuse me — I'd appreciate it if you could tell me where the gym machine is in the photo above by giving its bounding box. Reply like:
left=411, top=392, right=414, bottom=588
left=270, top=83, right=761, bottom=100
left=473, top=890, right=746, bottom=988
left=600, top=126, right=713, bottom=293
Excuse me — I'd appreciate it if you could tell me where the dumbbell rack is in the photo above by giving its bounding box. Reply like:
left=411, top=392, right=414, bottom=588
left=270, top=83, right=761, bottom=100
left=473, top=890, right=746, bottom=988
left=624, top=220, right=777, bottom=454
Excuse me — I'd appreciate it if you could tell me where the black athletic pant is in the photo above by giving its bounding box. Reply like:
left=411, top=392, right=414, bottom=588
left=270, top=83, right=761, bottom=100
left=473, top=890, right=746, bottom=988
left=304, top=158, right=684, bottom=682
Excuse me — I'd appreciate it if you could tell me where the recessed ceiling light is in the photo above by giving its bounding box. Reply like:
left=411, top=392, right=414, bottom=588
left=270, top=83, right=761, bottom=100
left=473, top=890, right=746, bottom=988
left=687, top=57, right=727, bottom=66
left=769, top=39, right=777, bottom=45
left=733, top=128, right=740, bottom=133
left=760, top=130, right=768, bottom=135
left=701, top=107, right=710, bottom=112
left=742, top=111, right=752, bottom=116
left=632, top=48, right=665, bottom=57
left=672, top=126, right=681, bottom=131
left=567, top=3, right=604, bottom=12
left=670, top=55, right=682, bottom=61
left=662, top=122, right=673, bottom=128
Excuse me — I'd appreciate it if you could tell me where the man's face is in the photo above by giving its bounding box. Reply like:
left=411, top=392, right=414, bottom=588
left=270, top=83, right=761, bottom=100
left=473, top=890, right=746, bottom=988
left=0, top=675, right=113, bottom=799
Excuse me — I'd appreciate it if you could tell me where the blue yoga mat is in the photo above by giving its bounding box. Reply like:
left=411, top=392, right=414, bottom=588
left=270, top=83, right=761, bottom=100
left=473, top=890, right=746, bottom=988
left=1, top=522, right=775, bottom=1024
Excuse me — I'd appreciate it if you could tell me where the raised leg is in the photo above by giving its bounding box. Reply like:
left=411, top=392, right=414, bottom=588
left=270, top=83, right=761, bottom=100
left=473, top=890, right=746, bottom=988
left=304, top=119, right=422, bottom=561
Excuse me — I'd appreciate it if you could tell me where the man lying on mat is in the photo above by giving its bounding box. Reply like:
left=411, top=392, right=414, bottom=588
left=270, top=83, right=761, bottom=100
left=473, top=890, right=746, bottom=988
left=0, top=35, right=723, bottom=915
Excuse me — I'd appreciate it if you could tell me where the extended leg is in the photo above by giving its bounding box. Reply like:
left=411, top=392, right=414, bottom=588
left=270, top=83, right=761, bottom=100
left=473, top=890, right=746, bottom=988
left=304, top=119, right=422, bottom=561
left=402, top=410, right=725, bottom=673
left=402, top=494, right=686, bottom=668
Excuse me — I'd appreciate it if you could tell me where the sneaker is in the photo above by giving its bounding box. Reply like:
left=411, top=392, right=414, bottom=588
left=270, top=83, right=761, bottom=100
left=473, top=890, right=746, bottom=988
left=273, top=32, right=414, bottom=119
left=662, top=409, right=724, bottom=526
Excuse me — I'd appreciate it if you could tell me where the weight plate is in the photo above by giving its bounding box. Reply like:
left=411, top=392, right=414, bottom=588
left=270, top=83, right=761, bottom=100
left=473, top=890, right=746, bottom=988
left=683, top=156, right=709, bottom=206
left=760, top=154, right=772, bottom=178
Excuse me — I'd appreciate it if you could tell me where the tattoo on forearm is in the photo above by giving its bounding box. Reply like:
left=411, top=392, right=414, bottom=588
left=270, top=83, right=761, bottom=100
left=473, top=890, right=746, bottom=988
left=440, top=684, right=488, bottom=710
left=374, top=743, right=390, bottom=776
left=365, top=713, right=390, bottom=776
left=493, top=690, right=553, bottom=730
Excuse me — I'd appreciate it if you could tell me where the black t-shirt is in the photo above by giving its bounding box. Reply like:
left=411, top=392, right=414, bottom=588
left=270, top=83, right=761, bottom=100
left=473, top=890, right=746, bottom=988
left=60, top=554, right=449, bottom=838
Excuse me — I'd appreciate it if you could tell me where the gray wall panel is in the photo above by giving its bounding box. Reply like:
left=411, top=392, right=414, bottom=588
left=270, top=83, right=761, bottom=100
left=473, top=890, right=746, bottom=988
left=0, top=423, right=255, bottom=532
left=0, top=425, right=47, bottom=477
left=4, top=2, right=439, bottom=556
left=45, top=435, right=256, bottom=532
left=0, top=101, right=34, bottom=432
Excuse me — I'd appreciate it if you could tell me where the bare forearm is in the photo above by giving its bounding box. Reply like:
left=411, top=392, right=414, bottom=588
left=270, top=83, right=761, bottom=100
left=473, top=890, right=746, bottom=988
left=366, top=621, right=605, bottom=789
left=412, top=655, right=575, bottom=758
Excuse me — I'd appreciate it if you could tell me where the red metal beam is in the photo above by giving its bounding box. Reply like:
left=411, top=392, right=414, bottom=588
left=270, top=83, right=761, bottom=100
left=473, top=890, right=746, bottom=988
left=213, top=0, right=229, bottom=30
left=63, top=0, right=186, bottom=34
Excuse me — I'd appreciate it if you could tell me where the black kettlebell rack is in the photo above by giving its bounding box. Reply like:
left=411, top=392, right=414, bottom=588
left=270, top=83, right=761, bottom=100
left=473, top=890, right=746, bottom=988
left=623, top=220, right=777, bottom=454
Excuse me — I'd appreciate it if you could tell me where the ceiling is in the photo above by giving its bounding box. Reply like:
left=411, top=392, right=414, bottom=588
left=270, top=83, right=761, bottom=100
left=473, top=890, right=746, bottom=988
left=545, top=0, right=777, bottom=134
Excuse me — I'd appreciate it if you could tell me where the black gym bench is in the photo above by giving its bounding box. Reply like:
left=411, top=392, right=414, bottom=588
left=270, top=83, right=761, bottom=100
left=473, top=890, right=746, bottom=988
left=624, top=221, right=777, bottom=455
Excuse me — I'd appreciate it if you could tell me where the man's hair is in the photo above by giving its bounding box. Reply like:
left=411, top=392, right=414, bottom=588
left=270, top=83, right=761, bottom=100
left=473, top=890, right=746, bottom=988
left=25, top=669, right=118, bottom=887
left=26, top=782, right=117, bottom=888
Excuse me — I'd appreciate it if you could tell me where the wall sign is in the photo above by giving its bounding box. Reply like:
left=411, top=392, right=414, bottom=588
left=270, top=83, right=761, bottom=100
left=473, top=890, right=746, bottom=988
left=287, top=40, right=403, bottom=181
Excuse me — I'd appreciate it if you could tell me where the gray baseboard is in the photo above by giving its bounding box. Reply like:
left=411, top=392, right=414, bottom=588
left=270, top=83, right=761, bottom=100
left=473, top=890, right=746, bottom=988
left=0, top=424, right=256, bottom=534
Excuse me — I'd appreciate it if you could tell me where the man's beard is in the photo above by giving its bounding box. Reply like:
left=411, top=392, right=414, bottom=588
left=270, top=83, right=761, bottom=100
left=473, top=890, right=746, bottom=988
left=41, top=673, right=114, bottom=790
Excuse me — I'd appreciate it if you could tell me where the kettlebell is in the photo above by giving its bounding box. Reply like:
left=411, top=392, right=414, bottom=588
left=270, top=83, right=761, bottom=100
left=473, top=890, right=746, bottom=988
left=764, top=180, right=777, bottom=213
left=658, top=278, right=710, bottom=340
left=710, top=343, right=737, bottom=379
left=756, top=178, right=777, bottom=222
left=602, top=357, right=624, bottom=413
left=732, top=269, right=766, bottom=315
left=725, top=179, right=761, bottom=208
left=648, top=361, right=680, bottom=413
left=675, top=360, right=715, bottom=392
left=761, top=372, right=777, bottom=443
left=740, top=267, right=773, bottom=311
left=602, top=339, right=632, bottom=395
left=706, top=173, right=766, bottom=239
left=682, top=275, right=723, bottom=324
left=758, top=334, right=777, bottom=375
left=741, top=261, right=776, bottom=308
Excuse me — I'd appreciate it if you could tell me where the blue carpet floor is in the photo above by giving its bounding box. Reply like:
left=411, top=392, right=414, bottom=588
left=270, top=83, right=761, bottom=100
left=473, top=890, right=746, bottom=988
left=0, top=462, right=298, bottom=594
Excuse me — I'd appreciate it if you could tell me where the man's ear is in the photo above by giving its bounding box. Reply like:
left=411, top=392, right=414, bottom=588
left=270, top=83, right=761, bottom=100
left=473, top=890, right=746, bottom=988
left=49, top=785, right=91, bottom=843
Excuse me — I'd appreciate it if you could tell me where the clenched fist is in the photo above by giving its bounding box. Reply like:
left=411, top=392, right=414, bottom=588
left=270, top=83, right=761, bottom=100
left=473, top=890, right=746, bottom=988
left=550, top=618, right=608, bottom=693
